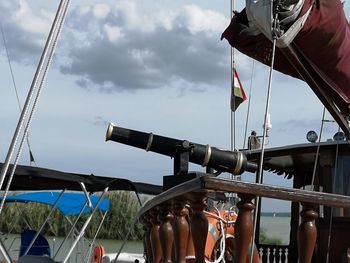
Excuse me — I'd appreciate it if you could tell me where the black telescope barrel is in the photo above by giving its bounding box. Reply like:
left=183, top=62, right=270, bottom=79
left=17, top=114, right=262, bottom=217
left=106, top=123, right=257, bottom=174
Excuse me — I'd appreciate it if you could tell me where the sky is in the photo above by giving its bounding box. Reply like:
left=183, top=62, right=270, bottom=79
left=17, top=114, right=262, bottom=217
left=0, top=0, right=349, bottom=212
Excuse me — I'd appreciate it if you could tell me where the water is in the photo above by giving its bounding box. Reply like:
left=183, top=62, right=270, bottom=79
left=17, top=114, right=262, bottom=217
left=93, top=238, right=143, bottom=254
left=0, top=234, right=143, bottom=262
left=260, top=216, right=290, bottom=244
left=0, top=216, right=289, bottom=261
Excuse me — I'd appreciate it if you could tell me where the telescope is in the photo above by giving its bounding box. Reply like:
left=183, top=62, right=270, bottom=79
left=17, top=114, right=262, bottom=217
left=106, top=123, right=257, bottom=175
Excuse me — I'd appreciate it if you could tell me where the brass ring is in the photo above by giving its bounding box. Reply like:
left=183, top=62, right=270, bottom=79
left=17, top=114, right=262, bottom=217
left=202, top=144, right=211, bottom=167
left=145, top=133, right=153, bottom=152
left=233, top=152, right=243, bottom=174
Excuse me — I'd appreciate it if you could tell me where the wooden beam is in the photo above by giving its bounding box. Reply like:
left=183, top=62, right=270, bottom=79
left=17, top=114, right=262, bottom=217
left=281, top=44, right=350, bottom=137
left=202, top=177, right=350, bottom=208
left=138, top=175, right=350, bottom=217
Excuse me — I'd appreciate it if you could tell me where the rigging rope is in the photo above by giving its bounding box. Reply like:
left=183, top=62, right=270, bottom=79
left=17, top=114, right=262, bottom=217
left=0, top=24, right=36, bottom=166
left=204, top=208, right=227, bottom=263
left=325, top=126, right=340, bottom=263
left=250, top=2, right=279, bottom=261
left=310, top=107, right=326, bottom=189
left=0, top=0, right=71, bottom=217
left=0, top=26, right=22, bottom=112
left=230, top=0, right=236, bottom=152
left=228, top=0, right=237, bottom=208
left=242, top=60, right=255, bottom=149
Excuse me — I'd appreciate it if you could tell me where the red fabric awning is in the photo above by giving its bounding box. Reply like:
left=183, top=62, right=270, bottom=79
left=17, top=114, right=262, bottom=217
left=222, top=0, right=350, bottom=115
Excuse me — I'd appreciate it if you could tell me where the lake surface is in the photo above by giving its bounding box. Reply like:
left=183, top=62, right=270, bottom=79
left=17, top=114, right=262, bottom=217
left=0, top=216, right=289, bottom=261
left=0, top=234, right=143, bottom=262
left=260, top=216, right=290, bottom=244
left=98, top=216, right=291, bottom=250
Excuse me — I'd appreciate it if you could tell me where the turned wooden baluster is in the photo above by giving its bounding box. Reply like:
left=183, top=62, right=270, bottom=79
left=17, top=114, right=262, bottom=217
left=173, top=199, right=190, bottom=263
left=235, top=194, right=255, bottom=263
left=189, top=193, right=208, bottom=263
left=298, top=203, right=318, bottom=263
left=143, top=214, right=153, bottom=263
left=186, top=204, right=196, bottom=263
left=186, top=233, right=196, bottom=263
left=158, top=202, right=174, bottom=263
left=150, top=208, right=162, bottom=263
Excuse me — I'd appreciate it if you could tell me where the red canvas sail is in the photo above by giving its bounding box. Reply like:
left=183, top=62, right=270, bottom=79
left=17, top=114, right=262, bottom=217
left=222, top=0, right=350, bottom=118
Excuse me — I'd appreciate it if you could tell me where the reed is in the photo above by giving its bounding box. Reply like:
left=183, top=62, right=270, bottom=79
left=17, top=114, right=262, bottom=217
left=259, top=228, right=283, bottom=245
left=0, top=192, right=148, bottom=240
left=0, top=193, right=282, bottom=244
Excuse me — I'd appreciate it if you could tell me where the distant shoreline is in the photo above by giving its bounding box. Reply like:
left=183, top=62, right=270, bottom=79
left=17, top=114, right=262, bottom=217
left=261, top=212, right=291, bottom=217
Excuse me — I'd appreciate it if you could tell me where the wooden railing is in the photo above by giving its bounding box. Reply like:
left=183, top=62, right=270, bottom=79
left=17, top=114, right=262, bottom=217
left=138, top=174, right=350, bottom=263
left=258, top=245, right=289, bottom=263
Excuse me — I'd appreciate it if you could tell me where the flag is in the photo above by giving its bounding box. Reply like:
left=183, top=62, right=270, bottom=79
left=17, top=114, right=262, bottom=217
left=231, top=70, right=247, bottom=111
left=29, top=149, right=35, bottom=163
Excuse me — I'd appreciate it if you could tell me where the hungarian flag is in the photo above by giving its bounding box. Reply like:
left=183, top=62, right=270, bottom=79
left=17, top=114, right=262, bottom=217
left=231, top=70, right=247, bottom=111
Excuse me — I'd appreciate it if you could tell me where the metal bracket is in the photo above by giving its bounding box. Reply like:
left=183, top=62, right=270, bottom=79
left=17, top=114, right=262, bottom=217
left=173, top=140, right=193, bottom=176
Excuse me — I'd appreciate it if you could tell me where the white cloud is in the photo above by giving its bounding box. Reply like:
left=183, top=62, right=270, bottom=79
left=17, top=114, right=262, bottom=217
left=56, top=1, right=233, bottom=91
left=77, top=5, right=91, bottom=16
left=113, top=1, right=175, bottom=33
left=184, top=4, right=228, bottom=34
left=115, top=1, right=146, bottom=30
left=93, top=4, right=110, bottom=19
left=0, top=0, right=235, bottom=91
left=0, top=1, right=54, bottom=63
left=152, top=10, right=177, bottom=31
left=103, top=24, right=123, bottom=43
left=13, top=0, right=53, bottom=35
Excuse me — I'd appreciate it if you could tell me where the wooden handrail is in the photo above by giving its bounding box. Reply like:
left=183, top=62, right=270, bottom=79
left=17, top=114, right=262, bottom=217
left=138, top=174, right=350, bottom=263
left=139, top=174, right=350, bottom=218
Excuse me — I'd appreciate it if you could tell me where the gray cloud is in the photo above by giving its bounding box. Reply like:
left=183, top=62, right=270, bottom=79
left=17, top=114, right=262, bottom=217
left=1, top=1, right=238, bottom=92
left=0, top=2, right=51, bottom=64
left=60, top=7, right=232, bottom=91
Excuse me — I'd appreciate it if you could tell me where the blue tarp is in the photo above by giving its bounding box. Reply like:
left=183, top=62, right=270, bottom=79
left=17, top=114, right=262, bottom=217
left=0, top=192, right=109, bottom=215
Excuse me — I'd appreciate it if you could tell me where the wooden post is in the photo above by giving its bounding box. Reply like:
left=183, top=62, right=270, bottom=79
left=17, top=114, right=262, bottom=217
left=298, top=203, right=318, bottom=263
left=173, top=199, right=190, bottom=263
left=189, top=193, right=208, bottom=263
left=186, top=204, right=195, bottom=263
left=235, top=194, right=255, bottom=263
left=143, top=214, right=154, bottom=263
left=186, top=233, right=196, bottom=263
left=150, top=208, right=162, bottom=263
left=159, top=203, right=174, bottom=263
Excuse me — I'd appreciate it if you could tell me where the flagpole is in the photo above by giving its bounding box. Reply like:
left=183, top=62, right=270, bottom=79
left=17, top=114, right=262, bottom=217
left=230, top=0, right=236, bottom=153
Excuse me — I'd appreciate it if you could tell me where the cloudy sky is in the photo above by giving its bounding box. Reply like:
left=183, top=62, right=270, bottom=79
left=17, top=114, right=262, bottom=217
left=0, top=0, right=349, bottom=211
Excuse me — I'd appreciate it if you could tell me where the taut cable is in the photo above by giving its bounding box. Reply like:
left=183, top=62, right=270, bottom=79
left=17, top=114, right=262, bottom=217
left=0, top=0, right=71, bottom=217
left=243, top=60, right=255, bottom=149
left=250, top=2, right=279, bottom=261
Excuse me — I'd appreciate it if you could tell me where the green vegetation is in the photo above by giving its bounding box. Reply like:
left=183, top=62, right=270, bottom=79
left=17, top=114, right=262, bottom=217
left=259, top=228, right=283, bottom=245
left=0, top=192, right=147, bottom=240
left=0, top=192, right=284, bottom=245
